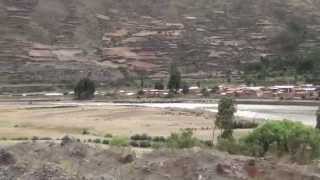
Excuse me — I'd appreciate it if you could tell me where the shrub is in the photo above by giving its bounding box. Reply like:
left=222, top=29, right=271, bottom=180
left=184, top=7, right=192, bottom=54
left=31, top=136, right=39, bottom=141
left=151, top=142, right=167, bottom=149
left=110, top=136, right=129, bottom=147
left=201, top=88, right=210, bottom=97
left=102, top=139, right=109, bottom=145
left=152, top=136, right=167, bottom=142
left=242, top=120, right=320, bottom=163
left=74, top=78, right=95, bottom=100
left=167, top=129, right=199, bottom=149
left=137, top=90, right=144, bottom=96
left=130, top=141, right=140, bottom=147
left=182, top=84, right=190, bottom=95
left=233, top=120, right=259, bottom=129
left=217, top=138, right=249, bottom=155
left=154, top=81, right=164, bottom=90
left=104, top=133, right=113, bottom=138
left=11, top=137, right=29, bottom=141
left=130, top=134, right=152, bottom=141
left=82, top=129, right=90, bottom=135
left=139, top=141, right=152, bottom=148
left=94, top=139, right=101, bottom=144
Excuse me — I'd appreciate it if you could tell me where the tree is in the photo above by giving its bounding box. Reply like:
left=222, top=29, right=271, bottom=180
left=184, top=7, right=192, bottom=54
left=215, top=97, right=237, bottom=139
left=182, top=84, right=190, bottom=95
left=316, top=107, right=320, bottom=129
left=167, top=63, right=181, bottom=92
left=154, top=81, right=165, bottom=90
left=74, top=78, right=95, bottom=100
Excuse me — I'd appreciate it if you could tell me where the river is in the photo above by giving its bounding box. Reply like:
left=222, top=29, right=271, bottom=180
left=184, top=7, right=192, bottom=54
left=51, top=101, right=318, bottom=126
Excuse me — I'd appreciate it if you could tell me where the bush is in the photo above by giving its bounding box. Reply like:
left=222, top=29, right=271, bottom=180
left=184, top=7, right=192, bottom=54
left=102, top=139, right=109, bottom=145
left=233, top=120, right=259, bottom=129
left=152, top=136, right=167, bottom=142
left=130, top=141, right=140, bottom=147
left=93, top=139, right=101, bottom=144
left=11, top=137, right=29, bottom=141
left=82, top=129, right=90, bottom=135
left=130, top=134, right=152, bottom=141
left=167, top=129, right=199, bottom=149
left=74, top=78, right=95, bottom=100
left=201, top=88, right=210, bottom=97
left=217, top=138, right=249, bottom=155
left=154, top=82, right=165, bottom=90
left=31, top=136, right=39, bottom=141
left=242, top=121, right=320, bottom=163
left=104, top=133, right=113, bottom=138
left=110, top=136, right=129, bottom=147
left=182, top=84, right=190, bottom=95
left=139, top=141, right=152, bottom=148
left=137, top=90, right=144, bottom=96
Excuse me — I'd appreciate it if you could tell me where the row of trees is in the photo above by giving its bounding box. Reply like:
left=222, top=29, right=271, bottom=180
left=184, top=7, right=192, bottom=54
left=74, top=63, right=183, bottom=100
left=243, top=48, right=320, bottom=84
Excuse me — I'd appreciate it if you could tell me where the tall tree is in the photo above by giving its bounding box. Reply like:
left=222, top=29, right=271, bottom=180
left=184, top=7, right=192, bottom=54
left=167, top=63, right=181, bottom=92
left=215, top=97, right=237, bottom=139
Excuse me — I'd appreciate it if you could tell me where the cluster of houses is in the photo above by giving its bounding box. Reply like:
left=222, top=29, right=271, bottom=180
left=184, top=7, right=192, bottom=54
left=117, top=84, right=320, bottom=100
left=218, top=84, right=320, bottom=100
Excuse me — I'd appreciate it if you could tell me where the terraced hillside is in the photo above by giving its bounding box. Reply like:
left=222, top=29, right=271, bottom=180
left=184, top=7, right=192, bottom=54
left=0, top=0, right=320, bottom=86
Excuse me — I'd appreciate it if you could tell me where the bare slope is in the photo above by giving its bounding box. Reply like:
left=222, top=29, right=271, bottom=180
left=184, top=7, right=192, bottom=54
left=1, top=141, right=320, bottom=180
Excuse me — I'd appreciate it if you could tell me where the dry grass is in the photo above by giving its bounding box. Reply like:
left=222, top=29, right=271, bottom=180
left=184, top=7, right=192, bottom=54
left=0, top=103, right=251, bottom=141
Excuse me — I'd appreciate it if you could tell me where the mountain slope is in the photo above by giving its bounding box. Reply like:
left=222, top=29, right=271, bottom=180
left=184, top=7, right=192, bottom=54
left=0, top=0, right=320, bottom=86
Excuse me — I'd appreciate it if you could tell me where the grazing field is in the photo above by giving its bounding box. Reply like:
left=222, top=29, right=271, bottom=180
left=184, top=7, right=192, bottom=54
left=0, top=102, right=205, bottom=140
left=0, top=102, right=250, bottom=142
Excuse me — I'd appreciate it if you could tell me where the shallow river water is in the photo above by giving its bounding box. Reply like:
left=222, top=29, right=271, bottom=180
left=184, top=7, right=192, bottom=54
left=119, top=103, right=318, bottom=125
left=53, top=102, right=318, bottom=126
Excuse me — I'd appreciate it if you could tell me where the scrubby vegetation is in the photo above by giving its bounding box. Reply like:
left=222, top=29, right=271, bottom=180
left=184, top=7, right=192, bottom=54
left=218, top=120, right=320, bottom=164
left=243, top=48, right=320, bottom=84
left=74, top=78, right=96, bottom=100
left=110, top=136, right=130, bottom=147
left=167, top=129, right=200, bottom=149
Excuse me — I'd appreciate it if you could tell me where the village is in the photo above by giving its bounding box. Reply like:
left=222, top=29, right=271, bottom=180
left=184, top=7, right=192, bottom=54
left=114, top=83, right=320, bottom=100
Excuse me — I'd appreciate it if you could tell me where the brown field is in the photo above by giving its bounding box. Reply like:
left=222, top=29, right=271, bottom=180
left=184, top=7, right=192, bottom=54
left=0, top=102, right=250, bottom=141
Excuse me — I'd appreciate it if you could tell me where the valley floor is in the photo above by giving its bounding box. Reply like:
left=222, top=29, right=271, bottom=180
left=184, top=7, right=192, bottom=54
left=0, top=101, right=250, bottom=141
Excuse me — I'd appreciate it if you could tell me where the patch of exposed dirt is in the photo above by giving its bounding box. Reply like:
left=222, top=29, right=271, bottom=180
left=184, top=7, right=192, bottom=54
left=0, top=140, right=320, bottom=180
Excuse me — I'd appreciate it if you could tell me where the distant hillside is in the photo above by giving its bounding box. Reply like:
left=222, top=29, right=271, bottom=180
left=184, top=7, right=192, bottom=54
left=0, top=0, right=320, bottom=87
